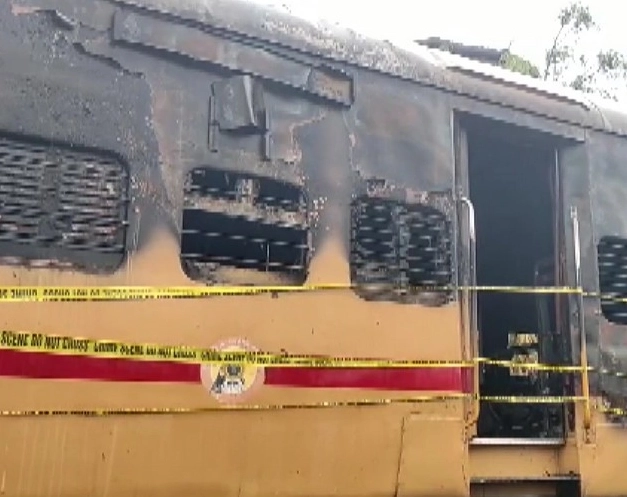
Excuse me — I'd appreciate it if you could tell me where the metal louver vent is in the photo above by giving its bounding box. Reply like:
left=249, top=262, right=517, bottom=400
left=181, top=168, right=309, bottom=285
left=598, top=236, right=627, bottom=324
left=0, top=137, right=129, bottom=272
left=350, top=196, right=452, bottom=304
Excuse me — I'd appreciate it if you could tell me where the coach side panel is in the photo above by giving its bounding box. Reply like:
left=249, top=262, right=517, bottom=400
left=0, top=2, right=467, bottom=497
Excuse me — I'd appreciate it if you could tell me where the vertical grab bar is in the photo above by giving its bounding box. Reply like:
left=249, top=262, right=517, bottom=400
left=571, top=206, right=592, bottom=431
left=460, top=196, right=479, bottom=427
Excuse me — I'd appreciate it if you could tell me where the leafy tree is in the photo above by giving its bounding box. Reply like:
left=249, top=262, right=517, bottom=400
left=421, top=2, right=627, bottom=100
left=504, top=1, right=627, bottom=100
left=545, top=2, right=627, bottom=99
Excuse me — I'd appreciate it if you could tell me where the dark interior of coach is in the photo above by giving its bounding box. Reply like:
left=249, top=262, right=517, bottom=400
left=460, top=115, right=572, bottom=439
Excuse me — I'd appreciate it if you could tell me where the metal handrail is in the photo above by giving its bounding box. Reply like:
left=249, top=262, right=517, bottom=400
left=460, top=196, right=480, bottom=428
left=571, top=206, right=592, bottom=432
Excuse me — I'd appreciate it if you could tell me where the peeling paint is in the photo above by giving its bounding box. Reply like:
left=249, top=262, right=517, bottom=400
left=10, top=4, right=41, bottom=15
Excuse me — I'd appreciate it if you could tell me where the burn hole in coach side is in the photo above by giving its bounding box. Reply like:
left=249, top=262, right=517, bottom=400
left=350, top=187, right=454, bottom=305
left=0, top=135, right=129, bottom=272
left=180, top=168, right=310, bottom=285
left=596, top=236, right=627, bottom=420
left=464, top=123, right=569, bottom=439
left=598, top=236, right=627, bottom=324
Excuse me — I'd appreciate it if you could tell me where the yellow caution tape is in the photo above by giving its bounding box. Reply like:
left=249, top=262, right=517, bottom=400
left=0, top=285, right=346, bottom=302
left=597, top=369, right=627, bottom=379
left=480, top=395, right=585, bottom=403
left=478, top=359, right=627, bottom=380
left=0, top=284, right=573, bottom=302
left=0, top=329, right=625, bottom=380
left=478, top=358, right=584, bottom=373
left=0, top=329, right=473, bottom=368
left=0, top=329, right=592, bottom=373
left=0, top=284, right=595, bottom=302
left=1, top=284, right=627, bottom=303
left=1, top=394, right=625, bottom=417
left=602, top=406, right=627, bottom=417
left=0, top=394, right=468, bottom=416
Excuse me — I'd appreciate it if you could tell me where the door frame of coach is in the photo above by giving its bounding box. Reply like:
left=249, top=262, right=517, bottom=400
left=450, top=100, right=588, bottom=440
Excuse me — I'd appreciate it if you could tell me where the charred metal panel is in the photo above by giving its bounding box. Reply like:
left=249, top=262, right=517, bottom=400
left=211, top=75, right=266, bottom=132
left=1, top=0, right=458, bottom=296
left=111, top=0, right=622, bottom=133
left=111, top=9, right=354, bottom=107
left=344, top=74, right=456, bottom=304
left=0, top=4, right=166, bottom=267
left=116, top=0, right=440, bottom=85
left=0, top=136, right=128, bottom=271
left=209, top=75, right=272, bottom=159
left=79, top=34, right=290, bottom=199
left=16, top=0, right=627, bottom=134
left=31, top=1, right=324, bottom=284
left=8, top=0, right=118, bottom=31
left=452, top=94, right=586, bottom=143
left=75, top=6, right=322, bottom=172
left=587, top=131, right=627, bottom=416
left=349, top=75, right=453, bottom=191
left=79, top=21, right=317, bottom=206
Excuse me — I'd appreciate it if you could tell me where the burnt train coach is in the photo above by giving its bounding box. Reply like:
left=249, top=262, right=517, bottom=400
left=1, top=0, right=627, bottom=496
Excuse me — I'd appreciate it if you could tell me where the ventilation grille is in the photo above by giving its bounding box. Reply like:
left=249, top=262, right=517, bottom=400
left=350, top=196, right=453, bottom=304
left=598, top=236, right=627, bottom=324
left=0, top=137, right=129, bottom=271
left=181, top=168, right=309, bottom=285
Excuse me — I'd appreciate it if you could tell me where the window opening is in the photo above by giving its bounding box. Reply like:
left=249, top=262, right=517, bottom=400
left=598, top=236, right=627, bottom=324
left=0, top=136, right=129, bottom=272
left=181, top=167, right=309, bottom=285
left=350, top=187, right=453, bottom=305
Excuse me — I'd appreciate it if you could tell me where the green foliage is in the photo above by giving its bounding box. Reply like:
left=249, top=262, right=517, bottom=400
left=558, top=2, right=594, bottom=32
left=544, top=2, right=627, bottom=100
left=499, top=52, right=541, bottom=78
left=418, top=3, right=626, bottom=100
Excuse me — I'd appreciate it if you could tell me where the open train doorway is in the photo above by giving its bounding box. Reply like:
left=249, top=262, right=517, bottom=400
left=458, top=116, right=571, bottom=440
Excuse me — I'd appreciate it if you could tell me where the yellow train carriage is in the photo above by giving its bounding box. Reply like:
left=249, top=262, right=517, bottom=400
left=0, top=0, right=626, bottom=496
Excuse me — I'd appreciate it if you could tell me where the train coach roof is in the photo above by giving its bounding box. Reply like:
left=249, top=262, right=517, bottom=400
left=121, top=0, right=627, bottom=136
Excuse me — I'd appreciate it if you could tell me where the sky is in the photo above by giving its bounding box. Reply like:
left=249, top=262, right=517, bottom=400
left=252, top=0, right=627, bottom=106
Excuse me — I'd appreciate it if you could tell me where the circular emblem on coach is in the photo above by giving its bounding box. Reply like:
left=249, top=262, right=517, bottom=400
left=200, top=338, right=264, bottom=403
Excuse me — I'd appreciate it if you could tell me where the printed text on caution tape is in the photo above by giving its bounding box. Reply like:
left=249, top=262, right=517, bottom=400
left=1, top=330, right=625, bottom=378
